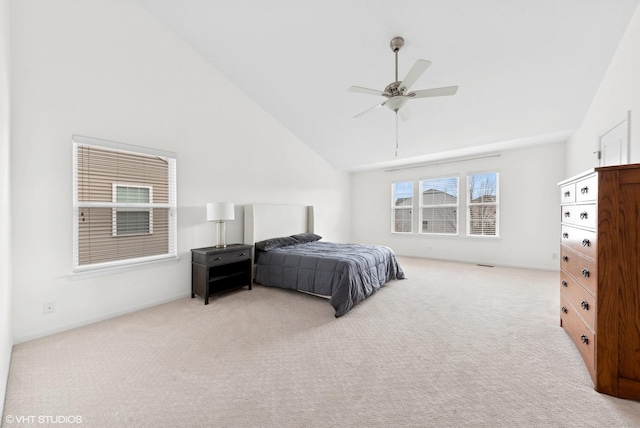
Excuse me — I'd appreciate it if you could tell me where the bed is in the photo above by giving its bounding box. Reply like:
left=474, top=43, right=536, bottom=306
left=244, top=204, right=405, bottom=317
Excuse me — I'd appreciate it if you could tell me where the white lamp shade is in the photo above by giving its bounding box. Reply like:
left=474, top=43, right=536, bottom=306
left=206, top=202, right=235, bottom=221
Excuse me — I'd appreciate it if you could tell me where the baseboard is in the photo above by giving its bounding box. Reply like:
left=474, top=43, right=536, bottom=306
left=13, top=292, right=191, bottom=344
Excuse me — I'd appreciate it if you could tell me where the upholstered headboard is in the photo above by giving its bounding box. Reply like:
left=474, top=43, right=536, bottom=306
left=244, top=204, right=314, bottom=246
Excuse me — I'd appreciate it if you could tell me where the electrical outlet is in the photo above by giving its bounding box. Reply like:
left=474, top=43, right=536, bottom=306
left=43, top=301, right=55, bottom=315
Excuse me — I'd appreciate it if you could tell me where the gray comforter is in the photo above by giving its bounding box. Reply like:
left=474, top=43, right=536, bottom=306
left=255, top=241, right=405, bottom=317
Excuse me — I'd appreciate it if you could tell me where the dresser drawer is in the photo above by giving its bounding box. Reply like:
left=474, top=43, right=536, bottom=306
left=575, top=175, right=598, bottom=202
left=561, top=295, right=596, bottom=381
left=561, top=225, right=596, bottom=260
left=560, top=246, right=597, bottom=295
left=206, top=248, right=251, bottom=266
left=561, top=183, right=576, bottom=203
left=561, top=204, right=597, bottom=229
left=560, top=271, right=596, bottom=329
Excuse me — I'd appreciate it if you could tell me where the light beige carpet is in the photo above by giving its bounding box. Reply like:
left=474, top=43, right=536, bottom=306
left=3, top=257, right=640, bottom=427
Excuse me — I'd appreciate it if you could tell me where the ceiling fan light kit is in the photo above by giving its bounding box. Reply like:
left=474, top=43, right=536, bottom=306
left=349, top=36, right=458, bottom=156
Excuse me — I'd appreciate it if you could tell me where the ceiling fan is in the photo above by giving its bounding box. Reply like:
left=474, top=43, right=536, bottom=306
left=348, top=36, right=458, bottom=122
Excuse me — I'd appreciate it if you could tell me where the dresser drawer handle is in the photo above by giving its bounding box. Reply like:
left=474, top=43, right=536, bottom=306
left=214, top=257, right=222, bottom=261
left=582, top=268, right=590, bottom=278
left=563, top=233, right=569, bottom=239
left=580, top=334, right=589, bottom=345
left=239, top=252, right=246, bottom=257
left=561, top=306, right=568, bottom=314
left=561, top=280, right=568, bottom=287
left=564, top=191, right=571, bottom=198
left=564, top=211, right=571, bottom=218
left=582, top=239, right=591, bottom=247
left=580, top=212, right=588, bottom=220
left=581, top=300, right=589, bottom=310
left=562, top=255, right=569, bottom=262
left=581, top=186, right=589, bottom=194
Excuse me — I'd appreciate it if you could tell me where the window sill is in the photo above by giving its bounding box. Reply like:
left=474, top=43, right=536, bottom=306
left=69, top=256, right=180, bottom=280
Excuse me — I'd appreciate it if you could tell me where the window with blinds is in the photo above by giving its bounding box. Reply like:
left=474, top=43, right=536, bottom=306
left=391, top=181, right=413, bottom=233
left=419, top=176, right=458, bottom=235
left=72, top=135, right=177, bottom=272
left=467, top=172, right=499, bottom=237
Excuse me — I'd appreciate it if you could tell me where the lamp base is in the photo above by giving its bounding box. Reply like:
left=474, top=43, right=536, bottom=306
left=215, top=221, right=227, bottom=248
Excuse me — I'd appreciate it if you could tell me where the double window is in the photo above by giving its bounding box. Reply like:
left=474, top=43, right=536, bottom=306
left=73, top=135, right=177, bottom=272
left=392, top=172, right=498, bottom=237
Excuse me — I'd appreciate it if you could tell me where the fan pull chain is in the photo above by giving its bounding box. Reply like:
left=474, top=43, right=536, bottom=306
left=395, top=111, right=399, bottom=157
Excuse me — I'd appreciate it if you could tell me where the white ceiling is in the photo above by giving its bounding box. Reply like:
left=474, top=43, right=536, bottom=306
left=137, top=0, right=639, bottom=171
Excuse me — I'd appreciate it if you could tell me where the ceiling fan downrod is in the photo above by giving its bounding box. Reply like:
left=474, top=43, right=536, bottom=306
left=390, top=36, right=404, bottom=93
left=390, top=37, right=405, bottom=157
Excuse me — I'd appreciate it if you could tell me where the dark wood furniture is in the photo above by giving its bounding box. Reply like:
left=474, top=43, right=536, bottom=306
left=559, top=164, right=640, bottom=400
left=191, top=244, right=252, bottom=305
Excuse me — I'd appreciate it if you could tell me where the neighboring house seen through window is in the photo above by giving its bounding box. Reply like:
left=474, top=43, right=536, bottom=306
left=392, top=181, right=413, bottom=233
left=419, top=177, right=459, bottom=235
left=467, top=172, right=499, bottom=237
left=73, top=135, right=177, bottom=272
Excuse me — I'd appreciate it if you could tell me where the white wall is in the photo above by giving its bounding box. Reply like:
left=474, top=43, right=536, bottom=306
left=10, top=0, right=350, bottom=342
left=351, top=142, right=566, bottom=270
left=566, top=4, right=640, bottom=175
left=0, top=0, right=12, bottom=416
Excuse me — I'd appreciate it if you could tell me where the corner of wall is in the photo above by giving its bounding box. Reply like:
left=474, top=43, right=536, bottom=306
left=565, top=3, right=640, bottom=175
left=0, top=0, right=13, bottom=419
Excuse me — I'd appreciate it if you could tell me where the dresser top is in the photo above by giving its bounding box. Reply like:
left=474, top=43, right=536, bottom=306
left=559, top=163, right=640, bottom=186
left=557, top=168, right=596, bottom=186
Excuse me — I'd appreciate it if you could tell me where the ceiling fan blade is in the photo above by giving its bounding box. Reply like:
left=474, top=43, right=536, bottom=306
left=398, top=59, right=431, bottom=92
left=348, top=86, right=386, bottom=97
left=353, top=101, right=385, bottom=118
left=398, top=105, right=411, bottom=122
left=411, top=86, right=459, bottom=98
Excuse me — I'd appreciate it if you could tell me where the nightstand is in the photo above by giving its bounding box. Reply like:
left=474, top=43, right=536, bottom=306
left=191, top=244, right=253, bottom=305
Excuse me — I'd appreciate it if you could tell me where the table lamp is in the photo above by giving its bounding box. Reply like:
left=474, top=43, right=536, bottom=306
left=206, top=202, right=234, bottom=248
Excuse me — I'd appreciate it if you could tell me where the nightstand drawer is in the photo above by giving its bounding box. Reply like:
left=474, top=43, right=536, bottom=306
left=207, top=249, right=250, bottom=266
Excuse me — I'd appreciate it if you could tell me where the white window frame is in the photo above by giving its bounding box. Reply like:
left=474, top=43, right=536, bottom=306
left=111, top=184, right=154, bottom=237
left=72, top=134, right=178, bottom=273
left=467, top=172, right=499, bottom=237
left=419, top=176, right=459, bottom=236
left=391, top=181, right=414, bottom=234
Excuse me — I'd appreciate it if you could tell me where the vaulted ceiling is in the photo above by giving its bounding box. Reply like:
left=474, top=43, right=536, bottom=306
left=137, top=0, right=639, bottom=171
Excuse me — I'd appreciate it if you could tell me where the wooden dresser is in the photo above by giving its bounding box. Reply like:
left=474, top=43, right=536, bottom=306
left=559, top=164, right=640, bottom=400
